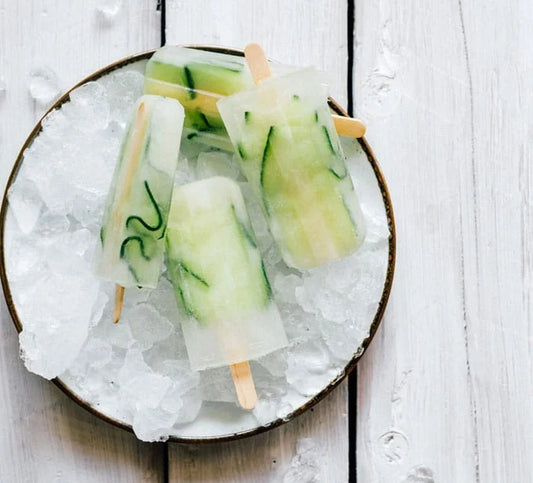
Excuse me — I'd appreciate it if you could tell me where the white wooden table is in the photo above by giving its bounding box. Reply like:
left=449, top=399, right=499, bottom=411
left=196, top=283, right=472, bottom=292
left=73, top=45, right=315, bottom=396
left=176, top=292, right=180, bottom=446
left=0, top=1, right=531, bottom=481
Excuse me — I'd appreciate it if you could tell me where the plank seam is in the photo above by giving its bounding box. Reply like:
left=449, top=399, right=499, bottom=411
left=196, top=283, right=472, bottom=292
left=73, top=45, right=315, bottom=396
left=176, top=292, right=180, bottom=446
left=457, top=1, right=481, bottom=481
left=159, top=0, right=166, bottom=47
left=347, top=0, right=357, bottom=482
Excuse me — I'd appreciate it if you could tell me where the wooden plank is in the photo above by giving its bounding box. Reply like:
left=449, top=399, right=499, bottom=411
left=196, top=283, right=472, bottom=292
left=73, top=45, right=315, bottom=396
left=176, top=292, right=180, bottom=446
left=170, top=383, right=348, bottom=482
left=457, top=2, right=533, bottom=481
left=164, top=0, right=349, bottom=106
left=352, top=2, right=477, bottom=481
left=165, top=1, right=350, bottom=480
left=353, top=1, right=533, bottom=481
left=0, top=1, right=163, bottom=481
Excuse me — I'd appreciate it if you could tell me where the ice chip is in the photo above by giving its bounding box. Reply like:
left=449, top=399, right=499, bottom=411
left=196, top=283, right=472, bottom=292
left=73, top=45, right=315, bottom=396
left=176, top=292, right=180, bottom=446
left=67, top=337, right=113, bottom=379
left=285, top=340, right=339, bottom=397
left=117, top=348, right=151, bottom=387
left=200, top=367, right=237, bottom=403
left=175, top=388, right=203, bottom=425
left=132, top=405, right=177, bottom=442
left=96, top=0, right=122, bottom=23
left=253, top=399, right=279, bottom=425
left=68, top=81, right=110, bottom=131
left=29, top=67, right=60, bottom=106
left=126, top=303, right=174, bottom=351
left=104, top=70, right=145, bottom=123
left=122, top=373, right=172, bottom=409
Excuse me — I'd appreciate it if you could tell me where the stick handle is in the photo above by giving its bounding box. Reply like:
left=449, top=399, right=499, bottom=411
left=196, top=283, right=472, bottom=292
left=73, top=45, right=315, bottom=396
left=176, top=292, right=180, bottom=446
left=332, top=115, right=366, bottom=138
left=244, top=43, right=271, bottom=84
left=230, top=361, right=257, bottom=409
left=113, top=285, right=125, bottom=324
left=244, top=43, right=366, bottom=138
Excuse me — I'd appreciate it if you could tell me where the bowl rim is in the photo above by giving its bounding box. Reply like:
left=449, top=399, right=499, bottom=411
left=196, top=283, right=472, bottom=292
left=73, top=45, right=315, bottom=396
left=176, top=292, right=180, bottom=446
left=0, top=46, right=396, bottom=444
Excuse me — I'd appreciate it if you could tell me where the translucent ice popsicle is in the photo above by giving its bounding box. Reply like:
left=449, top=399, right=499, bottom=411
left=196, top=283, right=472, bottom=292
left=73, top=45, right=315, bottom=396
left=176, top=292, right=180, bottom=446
left=165, top=176, right=288, bottom=372
left=143, top=46, right=301, bottom=151
left=97, top=95, right=184, bottom=290
left=217, top=67, right=366, bottom=270
left=144, top=46, right=251, bottom=149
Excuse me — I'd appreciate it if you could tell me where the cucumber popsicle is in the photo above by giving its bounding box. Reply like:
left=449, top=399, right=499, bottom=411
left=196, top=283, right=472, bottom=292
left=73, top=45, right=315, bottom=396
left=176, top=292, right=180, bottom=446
left=144, top=46, right=292, bottom=151
left=165, top=176, right=288, bottom=371
left=217, top=68, right=366, bottom=270
left=97, top=94, right=184, bottom=288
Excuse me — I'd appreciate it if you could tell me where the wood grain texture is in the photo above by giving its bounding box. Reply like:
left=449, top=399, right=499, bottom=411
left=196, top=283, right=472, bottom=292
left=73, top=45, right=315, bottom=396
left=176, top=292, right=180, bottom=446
left=165, top=1, right=350, bottom=480
left=458, top=2, right=533, bottom=481
left=170, top=383, right=348, bottom=483
left=353, top=1, right=533, bottom=481
left=0, top=1, right=162, bottom=481
left=165, top=0, right=349, bottom=106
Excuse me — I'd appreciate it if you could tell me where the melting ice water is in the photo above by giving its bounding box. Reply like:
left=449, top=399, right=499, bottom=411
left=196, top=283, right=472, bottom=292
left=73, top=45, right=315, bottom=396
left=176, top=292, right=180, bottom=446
left=5, top=59, right=390, bottom=442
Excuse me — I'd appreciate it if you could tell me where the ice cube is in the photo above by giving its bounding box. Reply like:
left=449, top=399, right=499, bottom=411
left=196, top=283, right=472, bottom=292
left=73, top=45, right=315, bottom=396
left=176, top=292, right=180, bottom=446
left=117, top=348, right=151, bottom=387
left=67, top=337, right=113, bottom=379
left=200, top=367, right=237, bottom=404
left=253, top=399, right=279, bottom=426
left=146, top=276, right=181, bottom=322
left=125, top=303, right=174, bottom=351
left=96, top=0, right=122, bottom=23
left=7, top=177, right=43, bottom=234
left=68, top=82, right=110, bottom=132
left=285, top=339, right=339, bottom=397
left=272, top=273, right=302, bottom=305
left=102, top=70, right=145, bottom=124
left=29, top=67, right=60, bottom=106
left=132, top=405, right=178, bottom=442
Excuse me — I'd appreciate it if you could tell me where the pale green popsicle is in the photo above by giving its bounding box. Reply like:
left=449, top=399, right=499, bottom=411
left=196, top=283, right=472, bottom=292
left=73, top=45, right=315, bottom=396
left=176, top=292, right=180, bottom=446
left=165, top=176, right=288, bottom=371
left=97, top=95, right=184, bottom=288
left=217, top=68, right=366, bottom=270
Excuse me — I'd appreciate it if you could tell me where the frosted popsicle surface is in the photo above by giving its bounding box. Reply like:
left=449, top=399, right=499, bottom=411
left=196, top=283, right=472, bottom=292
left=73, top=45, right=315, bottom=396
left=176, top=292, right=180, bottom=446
left=144, top=47, right=250, bottom=142
left=165, top=177, right=288, bottom=371
left=144, top=46, right=293, bottom=151
left=217, top=68, right=366, bottom=270
left=97, top=95, right=184, bottom=288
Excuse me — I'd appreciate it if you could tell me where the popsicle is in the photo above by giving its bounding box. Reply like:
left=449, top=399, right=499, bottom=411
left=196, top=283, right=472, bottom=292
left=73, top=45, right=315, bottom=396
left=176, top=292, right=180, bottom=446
left=165, top=176, right=288, bottom=408
left=144, top=46, right=250, bottom=150
left=97, top=95, right=184, bottom=322
left=216, top=44, right=366, bottom=270
left=144, top=46, right=365, bottom=152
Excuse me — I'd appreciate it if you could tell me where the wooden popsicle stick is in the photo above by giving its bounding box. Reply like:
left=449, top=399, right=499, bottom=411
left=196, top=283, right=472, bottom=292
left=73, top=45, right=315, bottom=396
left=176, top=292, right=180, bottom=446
left=109, top=102, right=150, bottom=324
left=217, top=47, right=260, bottom=408
left=244, top=42, right=367, bottom=138
left=332, top=114, right=366, bottom=138
left=244, top=43, right=271, bottom=84
left=113, top=285, right=125, bottom=324
left=230, top=361, right=257, bottom=410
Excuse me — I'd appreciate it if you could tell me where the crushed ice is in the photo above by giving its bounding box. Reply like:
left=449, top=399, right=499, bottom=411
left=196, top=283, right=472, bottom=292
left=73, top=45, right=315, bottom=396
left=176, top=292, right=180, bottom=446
left=5, top=60, right=390, bottom=441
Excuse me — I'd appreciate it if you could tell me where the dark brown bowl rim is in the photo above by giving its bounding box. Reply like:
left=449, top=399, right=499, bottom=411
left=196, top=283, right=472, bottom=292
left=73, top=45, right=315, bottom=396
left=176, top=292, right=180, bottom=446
left=0, top=46, right=396, bottom=444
